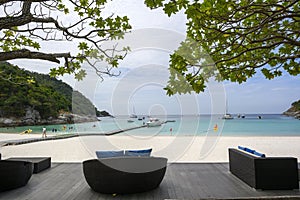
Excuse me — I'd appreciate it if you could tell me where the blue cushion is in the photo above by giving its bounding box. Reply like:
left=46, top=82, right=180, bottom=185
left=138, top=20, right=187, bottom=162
left=253, top=151, right=266, bottom=158
left=96, top=150, right=124, bottom=158
left=238, top=146, right=266, bottom=157
left=124, top=148, right=152, bottom=157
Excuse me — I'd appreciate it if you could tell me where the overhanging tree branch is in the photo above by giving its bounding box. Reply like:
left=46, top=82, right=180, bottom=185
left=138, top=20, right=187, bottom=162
left=0, top=0, right=132, bottom=80
left=0, top=49, right=71, bottom=63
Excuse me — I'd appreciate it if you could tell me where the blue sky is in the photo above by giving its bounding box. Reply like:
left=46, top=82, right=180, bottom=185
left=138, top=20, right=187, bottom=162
left=11, top=0, right=300, bottom=115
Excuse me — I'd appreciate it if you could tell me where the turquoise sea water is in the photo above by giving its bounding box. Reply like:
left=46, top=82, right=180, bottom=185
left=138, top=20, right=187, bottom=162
left=1, top=114, right=299, bottom=136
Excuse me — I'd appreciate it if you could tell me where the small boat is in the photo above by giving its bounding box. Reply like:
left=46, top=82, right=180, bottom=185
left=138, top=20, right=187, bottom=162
left=129, top=106, right=137, bottom=118
left=222, top=114, right=234, bottom=120
left=127, top=119, right=134, bottom=123
left=146, top=118, right=162, bottom=127
left=130, top=114, right=137, bottom=118
left=222, top=99, right=234, bottom=119
left=166, top=119, right=176, bottom=123
left=237, top=114, right=245, bottom=119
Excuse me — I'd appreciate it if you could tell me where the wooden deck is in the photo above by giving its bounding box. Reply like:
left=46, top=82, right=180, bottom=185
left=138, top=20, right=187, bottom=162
left=0, top=163, right=299, bottom=200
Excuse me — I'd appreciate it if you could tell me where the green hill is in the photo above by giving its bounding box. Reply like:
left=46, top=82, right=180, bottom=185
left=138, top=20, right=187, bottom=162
left=283, top=100, right=300, bottom=119
left=0, top=62, right=109, bottom=127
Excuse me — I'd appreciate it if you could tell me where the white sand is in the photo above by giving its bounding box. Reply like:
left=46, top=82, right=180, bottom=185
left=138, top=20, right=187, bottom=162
left=0, top=133, right=42, bottom=141
left=1, top=133, right=300, bottom=163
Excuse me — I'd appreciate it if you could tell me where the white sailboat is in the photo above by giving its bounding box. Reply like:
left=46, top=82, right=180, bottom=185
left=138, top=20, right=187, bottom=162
left=129, top=106, right=137, bottom=118
left=222, top=113, right=234, bottom=119
left=146, top=118, right=162, bottom=127
left=222, top=100, right=234, bottom=119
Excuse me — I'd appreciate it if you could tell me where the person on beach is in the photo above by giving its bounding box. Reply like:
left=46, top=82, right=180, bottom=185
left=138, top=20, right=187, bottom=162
left=42, top=127, right=47, bottom=138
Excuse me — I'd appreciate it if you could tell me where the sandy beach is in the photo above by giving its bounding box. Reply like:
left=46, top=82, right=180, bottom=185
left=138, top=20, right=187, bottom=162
left=1, top=133, right=300, bottom=163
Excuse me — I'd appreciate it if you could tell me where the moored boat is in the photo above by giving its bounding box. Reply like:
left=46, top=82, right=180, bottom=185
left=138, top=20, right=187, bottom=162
left=222, top=113, right=234, bottom=119
left=222, top=99, right=234, bottom=119
left=146, top=118, right=162, bottom=127
left=130, top=114, right=137, bottom=118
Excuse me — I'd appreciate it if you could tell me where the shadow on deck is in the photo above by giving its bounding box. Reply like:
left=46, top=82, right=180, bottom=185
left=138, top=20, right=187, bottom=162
left=0, top=163, right=299, bottom=200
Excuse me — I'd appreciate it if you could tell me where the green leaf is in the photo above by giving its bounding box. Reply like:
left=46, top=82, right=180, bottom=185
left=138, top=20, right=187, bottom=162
left=78, top=42, right=89, bottom=50
left=75, top=70, right=87, bottom=81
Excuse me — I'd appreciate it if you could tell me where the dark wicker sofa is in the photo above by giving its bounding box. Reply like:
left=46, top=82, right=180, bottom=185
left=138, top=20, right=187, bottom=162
left=0, top=160, right=33, bottom=192
left=83, top=157, right=168, bottom=194
left=229, top=148, right=299, bottom=190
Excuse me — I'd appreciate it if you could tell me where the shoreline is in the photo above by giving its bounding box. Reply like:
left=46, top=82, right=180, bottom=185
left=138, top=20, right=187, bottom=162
left=0, top=118, right=99, bottom=129
left=2, top=130, right=300, bottom=137
left=1, top=133, right=300, bottom=163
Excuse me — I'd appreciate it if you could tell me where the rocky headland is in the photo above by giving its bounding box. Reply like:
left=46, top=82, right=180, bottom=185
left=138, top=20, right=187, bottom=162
left=0, top=107, right=101, bottom=127
left=0, top=62, right=111, bottom=127
left=283, top=99, right=300, bottom=119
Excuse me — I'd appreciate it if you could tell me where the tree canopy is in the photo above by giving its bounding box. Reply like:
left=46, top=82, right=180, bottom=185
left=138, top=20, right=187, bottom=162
left=0, top=0, right=299, bottom=95
left=0, top=0, right=131, bottom=80
left=145, top=0, right=300, bottom=95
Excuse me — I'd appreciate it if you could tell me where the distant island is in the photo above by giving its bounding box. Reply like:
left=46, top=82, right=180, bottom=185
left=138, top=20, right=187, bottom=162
left=0, top=62, right=111, bottom=127
left=283, top=99, right=300, bottom=119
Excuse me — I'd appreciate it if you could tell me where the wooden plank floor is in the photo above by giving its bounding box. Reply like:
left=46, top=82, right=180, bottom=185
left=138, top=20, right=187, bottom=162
left=0, top=163, right=299, bottom=200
